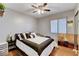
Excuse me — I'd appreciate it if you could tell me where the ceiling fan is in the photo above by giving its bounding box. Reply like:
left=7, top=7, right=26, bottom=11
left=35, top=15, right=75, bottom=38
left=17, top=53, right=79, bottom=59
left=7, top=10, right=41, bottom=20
left=31, top=3, right=51, bottom=14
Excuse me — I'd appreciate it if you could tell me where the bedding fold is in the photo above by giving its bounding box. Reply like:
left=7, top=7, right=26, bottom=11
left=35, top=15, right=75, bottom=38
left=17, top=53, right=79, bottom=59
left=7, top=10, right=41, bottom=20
left=18, top=38, right=54, bottom=55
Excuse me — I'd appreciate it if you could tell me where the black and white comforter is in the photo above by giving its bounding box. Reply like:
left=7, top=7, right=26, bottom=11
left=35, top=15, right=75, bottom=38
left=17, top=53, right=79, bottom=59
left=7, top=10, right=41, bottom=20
left=17, top=37, right=54, bottom=55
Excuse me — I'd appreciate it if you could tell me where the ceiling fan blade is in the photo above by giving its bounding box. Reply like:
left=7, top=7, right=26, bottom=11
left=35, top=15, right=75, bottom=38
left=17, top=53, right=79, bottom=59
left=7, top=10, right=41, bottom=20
left=32, top=5, right=37, bottom=8
left=33, top=11, right=37, bottom=13
left=44, top=9, right=50, bottom=11
left=43, top=3, right=47, bottom=7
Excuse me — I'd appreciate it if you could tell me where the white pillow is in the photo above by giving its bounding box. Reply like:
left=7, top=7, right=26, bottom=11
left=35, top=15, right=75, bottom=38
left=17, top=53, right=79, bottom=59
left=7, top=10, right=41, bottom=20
left=8, top=34, right=15, bottom=41
left=7, top=34, right=11, bottom=42
left=31, top=32, right=37, bottom=37
left=11, top=35, right=15, bottom=41
left=30, top=35, right=34, bottom=38
left=18, top=34, right=23, bottom=40
left=23, top=33, right=27, bottom=39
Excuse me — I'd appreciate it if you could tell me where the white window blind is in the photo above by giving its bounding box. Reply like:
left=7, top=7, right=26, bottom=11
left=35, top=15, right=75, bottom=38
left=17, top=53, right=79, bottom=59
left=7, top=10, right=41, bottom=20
left=51, top=20, right=57, bottom=33
left=58, top=18, right=66, bottom=33
left=51, top=18, right=66, bottom=33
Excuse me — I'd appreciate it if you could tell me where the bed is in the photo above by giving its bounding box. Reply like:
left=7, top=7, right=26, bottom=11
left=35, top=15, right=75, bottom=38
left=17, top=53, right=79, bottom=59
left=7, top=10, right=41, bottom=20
left=8, top=32, right=57, bottom=56
left=16, top=36, right=57, bottom=56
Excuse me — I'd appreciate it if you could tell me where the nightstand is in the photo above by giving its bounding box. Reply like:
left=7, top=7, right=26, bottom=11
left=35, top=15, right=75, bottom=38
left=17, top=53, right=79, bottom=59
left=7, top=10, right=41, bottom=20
left=8, top=41, right=16, bottom=51
left=0, top=42, right=8, bottom=56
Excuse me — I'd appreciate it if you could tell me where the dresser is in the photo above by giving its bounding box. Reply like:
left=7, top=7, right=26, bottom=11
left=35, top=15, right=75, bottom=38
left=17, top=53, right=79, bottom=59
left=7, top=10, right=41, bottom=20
left=0, top=42, right=8, bottom=56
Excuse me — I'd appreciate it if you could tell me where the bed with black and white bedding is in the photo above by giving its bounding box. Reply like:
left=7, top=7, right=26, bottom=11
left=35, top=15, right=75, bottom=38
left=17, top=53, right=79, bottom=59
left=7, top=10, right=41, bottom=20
left=8, top=32, right=57, bottom=56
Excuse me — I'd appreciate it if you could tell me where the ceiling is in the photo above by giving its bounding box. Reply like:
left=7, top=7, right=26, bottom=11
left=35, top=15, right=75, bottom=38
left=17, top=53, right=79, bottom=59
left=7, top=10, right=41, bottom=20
left=5, top=3, right=77, bottom=18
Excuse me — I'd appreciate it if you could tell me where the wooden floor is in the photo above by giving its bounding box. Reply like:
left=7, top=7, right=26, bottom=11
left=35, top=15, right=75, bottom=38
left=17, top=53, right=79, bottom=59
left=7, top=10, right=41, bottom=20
left=8, top=46, right=77, bottom=56
left=50, top=46, right=77, bottom=56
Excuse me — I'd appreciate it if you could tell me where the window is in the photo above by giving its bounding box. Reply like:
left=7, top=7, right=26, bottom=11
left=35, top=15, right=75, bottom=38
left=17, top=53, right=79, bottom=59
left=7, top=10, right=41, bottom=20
left=58, top=18, right=66, bottom=33
left=51, top=18, right=66, bottom=33
left=51, top=20, right=57, bottom=33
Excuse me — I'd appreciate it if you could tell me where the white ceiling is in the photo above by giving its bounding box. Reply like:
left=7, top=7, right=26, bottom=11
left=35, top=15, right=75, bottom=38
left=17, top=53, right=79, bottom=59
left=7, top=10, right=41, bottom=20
left=5, top=3, right=77, bottom=18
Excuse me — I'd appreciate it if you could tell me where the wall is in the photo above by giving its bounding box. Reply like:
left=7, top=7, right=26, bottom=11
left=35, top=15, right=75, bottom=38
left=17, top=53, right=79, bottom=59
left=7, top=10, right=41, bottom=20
left=74, top=4, right=79, bottom=45
left=76, top=4, right=79, bottom=45
left=0, top=9, right=37, bottom=43
left=37, top=10, right=75, bottom=43
left=0, top=8, right=76, bottom=44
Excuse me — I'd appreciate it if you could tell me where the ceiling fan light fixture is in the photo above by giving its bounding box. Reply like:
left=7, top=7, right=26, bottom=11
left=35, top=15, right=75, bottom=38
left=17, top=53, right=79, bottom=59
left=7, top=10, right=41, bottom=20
left=32, top=3, right=50, bottom=14
left=37, top=9, right=45, bottom=14
left=37, top=9, right=41, bottom=14
left=41, top=10, right=44, bottom=13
